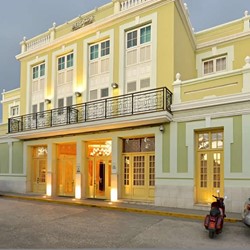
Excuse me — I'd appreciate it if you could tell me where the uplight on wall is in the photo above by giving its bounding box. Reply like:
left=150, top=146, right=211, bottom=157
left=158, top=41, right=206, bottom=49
left=45, top=98, right=51, bottom=104
left=111, top=82, right=118, bottom=89
left=111, top=188, right=118, bottom=201
left=46, top=172, right=52, bottom=197
left=75, top=91, right=82, bottom=97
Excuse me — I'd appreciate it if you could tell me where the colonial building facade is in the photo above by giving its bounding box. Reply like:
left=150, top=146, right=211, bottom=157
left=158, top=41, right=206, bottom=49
left=0, top=0, right=250, bottom=213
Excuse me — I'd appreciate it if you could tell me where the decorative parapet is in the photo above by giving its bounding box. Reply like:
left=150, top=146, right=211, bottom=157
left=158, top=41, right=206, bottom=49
left=119, top=0, right=149, bottom=11
left=20, top=22, right=56, bottom=53
left=242, top=56, right=250, bottom=93
left=72, top=15, right=95, bottom=31
left=172, top=73, right=182, bottom=104
left=243, top=10, right=250, bottom=32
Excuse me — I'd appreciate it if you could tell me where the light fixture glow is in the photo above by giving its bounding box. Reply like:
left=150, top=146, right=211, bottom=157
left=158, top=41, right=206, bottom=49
left=45, top=99, right=51, bottom=104
left=75, top=91, right=82, bottom=97
left=111, top=82, right=118, bottom=89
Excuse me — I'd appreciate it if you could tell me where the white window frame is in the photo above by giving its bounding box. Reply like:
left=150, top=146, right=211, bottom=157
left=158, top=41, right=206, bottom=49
left=9, top=103, right=20, bottom=118
left=202, top=55, right=227, bottom=76
left=119, top=13, right=157, bottom=95
left=196, top=46, right=234, bottom=77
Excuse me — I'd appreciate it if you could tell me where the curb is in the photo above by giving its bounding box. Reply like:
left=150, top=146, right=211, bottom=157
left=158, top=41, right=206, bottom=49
left=0, top=194, right=241, bottom=223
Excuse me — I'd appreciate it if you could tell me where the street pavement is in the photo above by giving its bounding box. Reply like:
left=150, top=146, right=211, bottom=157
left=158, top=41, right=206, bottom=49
left=0, top=197, right=249, bottom=249
left=0, top=192, right=242, bottom=223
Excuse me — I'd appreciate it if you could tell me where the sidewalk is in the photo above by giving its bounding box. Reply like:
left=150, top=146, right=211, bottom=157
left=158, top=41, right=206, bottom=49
left=0, top=192, right=242, bottom=223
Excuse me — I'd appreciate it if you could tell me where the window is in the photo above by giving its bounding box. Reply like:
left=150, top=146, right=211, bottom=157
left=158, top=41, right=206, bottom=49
left=88, top=39, right=111, bottom=101
left=126, top=25, right=151, bottom=49
left=203, top=56, right=227, bottom=75
left=90, top=40, right=110, bottom=60
left=10, top=105, right=19, bottom=117
left=58, top=53, right=73, bottom=71
left=32, top=63, right=45, bottom=79
left=125, top=25, right=152, bottom=93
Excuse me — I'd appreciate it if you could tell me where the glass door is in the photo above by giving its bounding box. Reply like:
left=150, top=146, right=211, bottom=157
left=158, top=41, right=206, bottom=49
left=57, top=155, right=75, bottom=197
left=88, top=156, right=111, bottom=199
left=196, top=131, right=224, bottom=203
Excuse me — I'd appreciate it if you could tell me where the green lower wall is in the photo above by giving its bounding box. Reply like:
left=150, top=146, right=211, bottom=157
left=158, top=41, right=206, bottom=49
left=0, top=143, right=9, bottom=173
left=231, top=116, right=242, bottom=173
left=177, top=122, right=188, bottom=173
left=162, top=124, right=170, bottom=172
left=12, top=141, right=24, bottom=174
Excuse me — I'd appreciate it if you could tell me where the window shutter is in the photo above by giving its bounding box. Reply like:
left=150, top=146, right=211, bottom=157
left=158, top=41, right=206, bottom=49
left=127, top=49, right=137, bottom=66
left=90, top=89, right=98, bottom=100
left=127, top=81, right=137, bottom=93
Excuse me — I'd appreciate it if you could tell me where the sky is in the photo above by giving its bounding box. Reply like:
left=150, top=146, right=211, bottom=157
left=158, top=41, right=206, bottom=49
left=0, top=0, right=249, bottom=107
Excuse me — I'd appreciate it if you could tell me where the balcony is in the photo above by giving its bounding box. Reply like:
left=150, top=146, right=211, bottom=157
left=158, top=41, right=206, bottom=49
left=8, top=87, right=172, bottom=139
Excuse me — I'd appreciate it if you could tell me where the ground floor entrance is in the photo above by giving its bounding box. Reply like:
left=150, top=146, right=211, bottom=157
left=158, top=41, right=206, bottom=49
left=32, top=146, right=47, bottom=194
left=87, top=156, right=111, bottom=199
left=87, top=141, right=112, bottom=199
left=196, top=130, right=224, bottom=203
left=57, top=144, right=76, bottom=197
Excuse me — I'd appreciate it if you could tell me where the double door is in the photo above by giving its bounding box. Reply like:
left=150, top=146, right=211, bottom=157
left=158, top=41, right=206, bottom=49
left=122, top=153, right=155, bottom=201
left=196, top=130, right=224, bottom=203
left=88, top=156, right=111, bottom=199
left=57, top=155, right=76, bottom=196
left=32, top=158, right=47, bottom=193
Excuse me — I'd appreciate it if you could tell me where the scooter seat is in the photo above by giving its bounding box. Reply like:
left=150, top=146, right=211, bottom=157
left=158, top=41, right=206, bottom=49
left=210, top=207, right=220, bottom=217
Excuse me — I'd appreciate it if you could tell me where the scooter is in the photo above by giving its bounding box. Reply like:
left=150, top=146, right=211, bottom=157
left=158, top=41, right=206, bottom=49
left=204, top=193, right=226, bottom=239
left=242, top=197, right=250, bottom=227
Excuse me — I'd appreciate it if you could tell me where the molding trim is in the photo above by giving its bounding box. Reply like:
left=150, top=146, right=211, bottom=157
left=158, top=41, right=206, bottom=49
left=172, top=92, right=250, bottom=112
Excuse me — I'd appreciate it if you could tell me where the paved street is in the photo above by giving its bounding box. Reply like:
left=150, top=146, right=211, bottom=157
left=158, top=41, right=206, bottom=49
left=0, top=198, right=249, bottom=249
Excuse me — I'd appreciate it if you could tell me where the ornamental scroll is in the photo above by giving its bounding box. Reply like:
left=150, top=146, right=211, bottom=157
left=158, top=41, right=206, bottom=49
left=72, top=16, right=95, bottom=31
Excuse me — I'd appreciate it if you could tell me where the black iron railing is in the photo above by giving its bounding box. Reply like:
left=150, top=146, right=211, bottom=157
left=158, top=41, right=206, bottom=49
left=8, top=87, right=172, bottom=133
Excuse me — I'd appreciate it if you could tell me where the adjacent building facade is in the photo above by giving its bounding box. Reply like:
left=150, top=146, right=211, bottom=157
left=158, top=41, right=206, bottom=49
left=0, top=0, right=250, bottom=213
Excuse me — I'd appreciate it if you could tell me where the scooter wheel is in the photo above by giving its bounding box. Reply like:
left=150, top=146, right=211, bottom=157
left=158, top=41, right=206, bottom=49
left=209, top=231, right=215, bottom=239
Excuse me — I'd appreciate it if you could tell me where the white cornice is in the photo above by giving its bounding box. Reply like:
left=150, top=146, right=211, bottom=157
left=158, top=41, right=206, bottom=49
left=196, top=30, right=250, bottom=50
left=1, top=96, right=20, bottom=104
left=173, top=107, right=250, bottom=123
left=174, top=0, right=196, bottom=49
left=16, top=0, right=188, bottom=60
left=171, top=92, right=250, bottom=112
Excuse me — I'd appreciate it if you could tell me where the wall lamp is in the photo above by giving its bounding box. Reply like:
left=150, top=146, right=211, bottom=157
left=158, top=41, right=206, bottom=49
left=159, top=125, right=164, bottom=132
left=111, top=82, right=118, bottom=89
left=45, top=99, right=51, bottom=104
left=75, top=91, right=82, bottom=97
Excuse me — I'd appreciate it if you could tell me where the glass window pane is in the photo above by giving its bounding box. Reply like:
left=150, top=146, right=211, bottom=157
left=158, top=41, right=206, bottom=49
left=67, top=53, right=74, bottom=68
left=90, top=44, right=99, bottom=60
left=216, top=57, right=226, bottom=71
left=40, top=64, right=45, bottom=77
left=140, top=26, right=151, bottom=44
left=204, top=60, right=213, bottom=74
left=101, top=40, right=110, bottom=57
left=127, top=30, right=137, bottom=48
left=58, top=57, right=65, bottom=71
left=33, top=66, right=39, bottom=79
left=198, top=133, right=209, bottom=149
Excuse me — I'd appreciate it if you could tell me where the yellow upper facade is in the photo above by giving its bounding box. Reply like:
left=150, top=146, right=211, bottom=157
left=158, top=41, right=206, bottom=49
left=1, top=0, right=250, bottom=137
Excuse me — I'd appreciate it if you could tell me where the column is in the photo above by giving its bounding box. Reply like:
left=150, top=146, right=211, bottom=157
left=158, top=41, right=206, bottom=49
left=110, top=136, right=120, bottom=201
left=75, top=140, right=82, bottom=199
left=46, top=143, right=52, bottom=196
